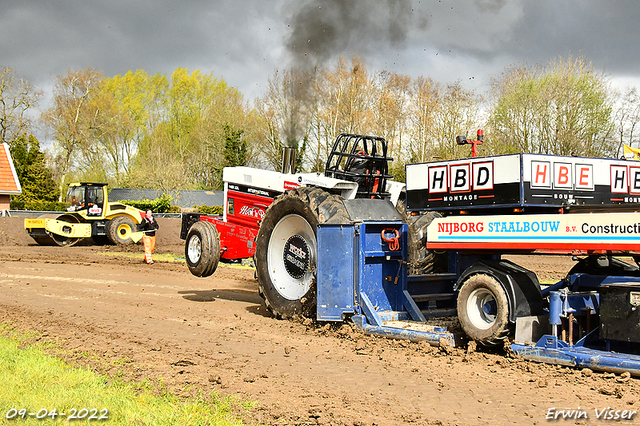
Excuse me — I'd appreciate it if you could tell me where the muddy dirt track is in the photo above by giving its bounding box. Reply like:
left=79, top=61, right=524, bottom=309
left=1, top=216, right=638, bottom=425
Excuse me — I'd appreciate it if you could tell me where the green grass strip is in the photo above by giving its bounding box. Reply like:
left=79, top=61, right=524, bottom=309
left=0, top=335, right=247, bottom=425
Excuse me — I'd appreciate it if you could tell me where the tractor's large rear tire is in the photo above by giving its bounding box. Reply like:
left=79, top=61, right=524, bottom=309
left=395, top=200, right=446, bottom=275
left=457, top=274, right=511, bottom=346
left=107, top=215, right=136, bottom=245
left=185, top=221, right=221, bottom=277
left=255, top=187, right=350, bottom=319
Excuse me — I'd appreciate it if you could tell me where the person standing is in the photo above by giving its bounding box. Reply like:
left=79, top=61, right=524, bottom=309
left=141, top=209, right=159, bottom=264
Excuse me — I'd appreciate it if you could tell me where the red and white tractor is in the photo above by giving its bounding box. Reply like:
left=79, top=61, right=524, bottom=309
left=180, top=134, right=440, bottom=318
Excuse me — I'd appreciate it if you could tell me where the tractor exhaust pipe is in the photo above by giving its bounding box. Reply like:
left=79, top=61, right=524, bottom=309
left=281, top=147, right=297, bottom=174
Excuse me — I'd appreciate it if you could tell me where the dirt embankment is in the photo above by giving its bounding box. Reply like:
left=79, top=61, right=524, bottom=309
left=0, top=216, right=637, bottom=426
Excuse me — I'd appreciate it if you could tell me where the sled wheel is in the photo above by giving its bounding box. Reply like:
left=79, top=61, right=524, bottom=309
left=255, top=187, right=350, bottom=319
left=457, top=274, right=511, bottom=346
left=396, top=199, right=447, bottom=275
left=185, top=221, right=221, bottom=277
left=107, top=215, right=136, bottom=245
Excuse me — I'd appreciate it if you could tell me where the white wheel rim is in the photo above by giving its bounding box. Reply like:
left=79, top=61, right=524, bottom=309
left=187, top=234, right=202, bottom=263
left=267, top=214, right=315, bottom=301
left=466, top=288, right=497, bottom=330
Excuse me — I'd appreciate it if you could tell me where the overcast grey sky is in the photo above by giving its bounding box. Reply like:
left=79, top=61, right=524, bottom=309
left=3, top=0, right=640, bottom=104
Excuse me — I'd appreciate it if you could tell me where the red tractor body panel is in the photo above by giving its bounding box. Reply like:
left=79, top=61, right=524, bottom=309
left=199, top=181, right=280, bottom=261
left=200, top=216, right=260, bottom=260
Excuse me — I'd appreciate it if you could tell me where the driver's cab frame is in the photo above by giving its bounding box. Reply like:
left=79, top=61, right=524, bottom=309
left=66, top=183, right=107, bottom=218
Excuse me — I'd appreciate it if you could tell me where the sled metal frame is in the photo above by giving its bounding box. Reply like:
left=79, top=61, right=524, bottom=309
left=316, top=221, right=460, bottom=347
left=510, top=275, right=640, bottom=376
left=511, top=331, right=640, bottom=376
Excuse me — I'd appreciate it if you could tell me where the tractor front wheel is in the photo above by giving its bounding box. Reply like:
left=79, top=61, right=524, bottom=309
left=185, top=221, right=221, bottom=277
left=255, top=187, right=350, bottom=319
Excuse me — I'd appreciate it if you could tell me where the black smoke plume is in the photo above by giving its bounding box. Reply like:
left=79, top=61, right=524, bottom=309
left=285, top=0, right=428, bottom=68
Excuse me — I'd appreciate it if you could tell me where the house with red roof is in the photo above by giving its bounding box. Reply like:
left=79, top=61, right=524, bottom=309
left=0, top=143, right=22, bottom=213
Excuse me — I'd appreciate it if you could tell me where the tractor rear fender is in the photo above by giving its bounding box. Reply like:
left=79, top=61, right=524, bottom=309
left=385, top=180, right=406, bottom=207
left=180, top=213, right=203, bottom=240
left=299, top=174, right=404, bottom=205
left=297, top=173, right=359, bottom=199
left=454, top=259, right=544, bottom=323
left=104, top=211, right=144, bottom=226
left=104, top=204, right=145, bottom=224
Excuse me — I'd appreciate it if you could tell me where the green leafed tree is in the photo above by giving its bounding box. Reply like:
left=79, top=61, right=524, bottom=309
left=9, top=134, right=59, bottom=202
left=125, top=68, right=255, bottom=192
left=206, top=124, right=248, bottom=188
left=98, top=69, right=161, bottom=185
left=487, top=56, right=616, bottom=157
left=223, top=124, right=247, bottom=167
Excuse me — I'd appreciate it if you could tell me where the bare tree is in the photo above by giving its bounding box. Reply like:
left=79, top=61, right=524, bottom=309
left=371, top=71, right=411, bottom=171
left=407, top=77, right=441, bottom=163
left=42, top=67, right=103, bottom=195
left=313, top=56, right=372, bottom=169
left=431, top=82, right=482, bottom=159
left=0, top=67, right=41, bottom=144
left=255, top=68, right=315, bottom=171
left=613, top=87, right=640, bottom=157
